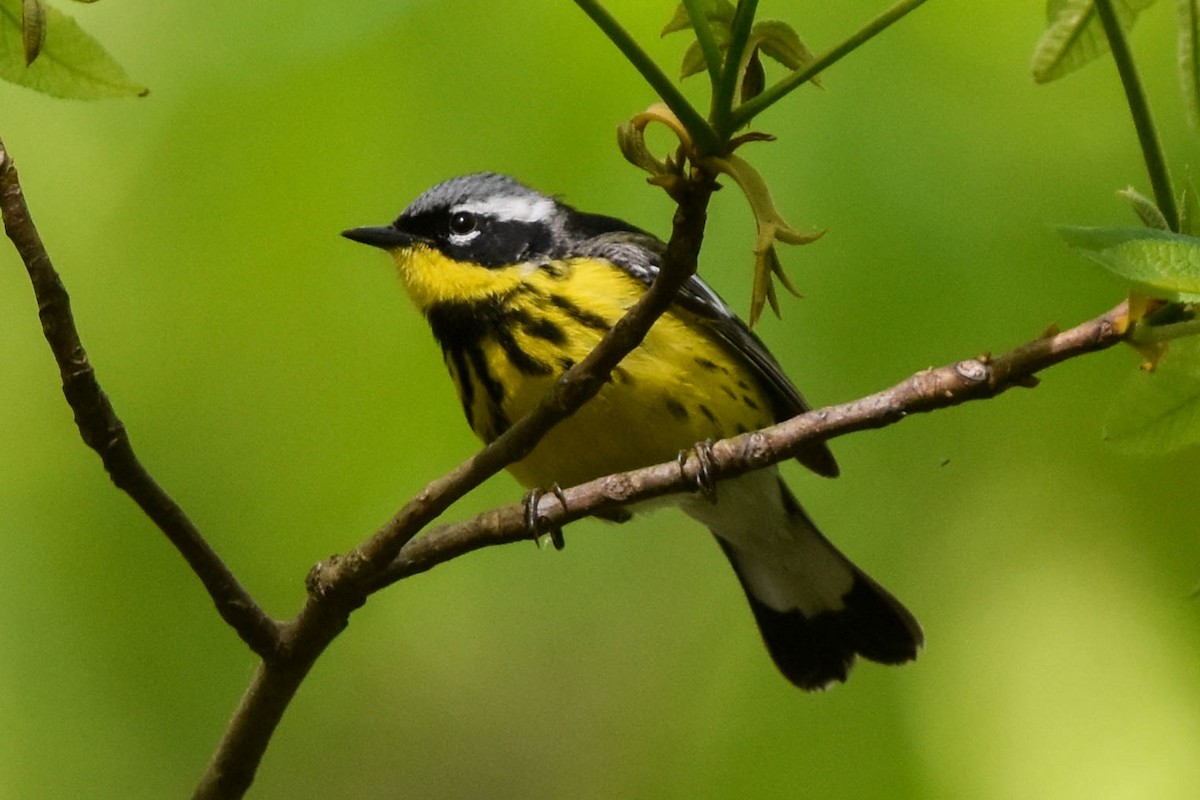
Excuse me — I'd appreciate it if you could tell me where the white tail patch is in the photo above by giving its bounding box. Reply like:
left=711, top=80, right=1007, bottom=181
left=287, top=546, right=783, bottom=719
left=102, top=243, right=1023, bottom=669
left=678, top=468, right=856, bottom=616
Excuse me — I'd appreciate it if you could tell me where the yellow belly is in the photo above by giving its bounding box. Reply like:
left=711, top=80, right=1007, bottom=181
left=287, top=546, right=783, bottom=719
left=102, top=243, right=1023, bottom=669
left=466, top=270, right=774, bottom=489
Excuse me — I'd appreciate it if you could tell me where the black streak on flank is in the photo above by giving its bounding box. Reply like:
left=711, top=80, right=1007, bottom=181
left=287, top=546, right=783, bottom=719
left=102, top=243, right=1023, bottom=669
left=694, top=357, right=727, bottom=374
left=549, top=294, right=611, bottom=331
left=445, top=347, right=476, bottom=429
left=463, top=344, right=510, bottom=439
left=515, top=311, right=566, bottom=345
left=741, top=395, right=761, bottom=411
left=493, top=324, right=553, bottom=376
left=665, top=397, right=690, bottom=421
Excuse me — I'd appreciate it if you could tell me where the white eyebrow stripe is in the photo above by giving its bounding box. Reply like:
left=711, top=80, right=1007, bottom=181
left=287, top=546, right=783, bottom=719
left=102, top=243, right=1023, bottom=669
left=455, top=195, right=555, bottom=223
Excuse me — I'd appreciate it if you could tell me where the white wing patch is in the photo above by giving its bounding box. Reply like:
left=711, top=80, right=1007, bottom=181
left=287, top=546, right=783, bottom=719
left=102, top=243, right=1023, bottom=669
left=455, top=195, right=555, bottom=224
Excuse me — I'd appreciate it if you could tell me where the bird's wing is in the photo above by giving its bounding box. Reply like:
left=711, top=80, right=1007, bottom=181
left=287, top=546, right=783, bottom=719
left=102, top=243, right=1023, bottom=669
left=577, top=228, right=839, bottom=478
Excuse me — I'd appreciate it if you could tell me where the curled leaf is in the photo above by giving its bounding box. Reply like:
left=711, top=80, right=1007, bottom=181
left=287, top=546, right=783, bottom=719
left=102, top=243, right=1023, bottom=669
left=1118, top=186, right=1170, bottom=230
left=617, top=103, right=694, bottom=192
left=701, top=152, right=824, bottom=324
left=21, top=0, right=44, bottom=65
left=740, top=48, right=765, bottom=102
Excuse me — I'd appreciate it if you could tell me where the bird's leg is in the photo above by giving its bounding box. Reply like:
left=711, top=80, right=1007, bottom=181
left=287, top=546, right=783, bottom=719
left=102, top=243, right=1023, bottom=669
left=523, top=484, right=567, bottom=550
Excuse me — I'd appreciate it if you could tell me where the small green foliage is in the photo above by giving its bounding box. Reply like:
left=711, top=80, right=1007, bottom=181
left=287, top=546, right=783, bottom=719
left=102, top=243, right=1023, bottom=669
left=667, top=9, right=819, bottom=95
left=1031, top=0, right=1158, bottom=83
left=0, top=0, right=147, bottom=99
left=701, top=151, right=824, bottom=325
left=1118, top=185, right=1170, bottom=230
left=1059, top=225, right=1200, bottom=301
left=661, top=0, right=735, bottom=37
left=680, top=35, right=723, bottom=80
left=608, top=1, right=924, bottom=321
left=752, top=19, right=819, bottom=78
left=1104, top=336, right=1200, bottom=454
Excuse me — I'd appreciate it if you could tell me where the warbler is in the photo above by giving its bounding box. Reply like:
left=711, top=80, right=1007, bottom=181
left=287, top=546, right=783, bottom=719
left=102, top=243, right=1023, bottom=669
left=343, top=173, right=922, bottom=689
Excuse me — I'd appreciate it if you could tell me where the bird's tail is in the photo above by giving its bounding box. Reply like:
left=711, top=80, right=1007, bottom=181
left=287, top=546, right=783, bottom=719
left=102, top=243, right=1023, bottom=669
left=680, top=469, right=923, bottom=690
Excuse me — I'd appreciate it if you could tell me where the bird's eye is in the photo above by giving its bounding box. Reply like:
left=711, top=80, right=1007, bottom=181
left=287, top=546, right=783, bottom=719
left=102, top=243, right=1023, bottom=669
left=449, top=211, right=477, bottom=236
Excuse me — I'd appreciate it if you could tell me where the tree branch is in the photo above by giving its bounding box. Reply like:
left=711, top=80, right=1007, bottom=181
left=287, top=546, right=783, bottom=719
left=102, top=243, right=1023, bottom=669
left=0, top=136, right=281, bottom=657
left=373, top=301, right=1129, bottom=588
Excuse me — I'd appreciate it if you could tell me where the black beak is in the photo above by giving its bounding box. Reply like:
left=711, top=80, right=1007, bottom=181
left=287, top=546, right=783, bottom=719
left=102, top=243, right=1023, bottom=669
left=341, top=225, right=415, bottom=250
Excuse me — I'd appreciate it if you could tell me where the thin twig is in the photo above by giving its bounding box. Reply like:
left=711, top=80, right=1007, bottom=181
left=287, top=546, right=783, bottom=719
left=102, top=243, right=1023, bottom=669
left=1094, top=0, right=1179, bottom=231
left=683, top=0, right=724, bottom=88
left=573, top=0, right=721, bottom=154
left=712, top=0, right=759, bottom=133
left=0, top=136, right=281, bottom=657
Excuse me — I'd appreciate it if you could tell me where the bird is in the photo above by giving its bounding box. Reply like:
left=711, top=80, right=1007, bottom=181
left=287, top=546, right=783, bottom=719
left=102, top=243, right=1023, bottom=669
left=343, top=172, right=922, bottom=689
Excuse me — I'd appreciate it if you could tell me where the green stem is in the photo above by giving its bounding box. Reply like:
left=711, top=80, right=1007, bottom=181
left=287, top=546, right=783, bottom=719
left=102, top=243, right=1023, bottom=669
left=730, top=0, right=930, bottom=129
left=573, top=0, right=720, bottom=154
left=1093, top=0, right=1180, bottom=232
left=683, top=0, right=724, bottom=88
left=712, top=0, right=759, bottom=134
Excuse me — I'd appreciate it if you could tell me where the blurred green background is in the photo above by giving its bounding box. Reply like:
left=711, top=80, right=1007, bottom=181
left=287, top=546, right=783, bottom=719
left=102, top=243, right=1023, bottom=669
left=2, top=1, right=1198, bottom=797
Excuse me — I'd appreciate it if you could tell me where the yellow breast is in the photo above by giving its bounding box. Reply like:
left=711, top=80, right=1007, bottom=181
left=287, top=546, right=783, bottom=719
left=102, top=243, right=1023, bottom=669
left=393, top=247, right=775, bottom=489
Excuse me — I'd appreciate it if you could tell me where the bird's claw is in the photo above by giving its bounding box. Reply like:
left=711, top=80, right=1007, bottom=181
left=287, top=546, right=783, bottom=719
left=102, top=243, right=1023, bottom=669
left=678, top=439, right=718, bottom=501
left=523, top=484, right=567, bottom=550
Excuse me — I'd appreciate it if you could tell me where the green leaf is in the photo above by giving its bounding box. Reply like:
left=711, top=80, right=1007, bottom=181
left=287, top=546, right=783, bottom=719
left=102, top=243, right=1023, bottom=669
left=662, top=2, right=693, bottom=36
left=1031, top=0, right=1158, bottom=84
left=1059, top=225, right=1200, bottom=301
left=0, top=0, right=147, bottom=99
left=1118, top=185, right=1170, bottom=230
left=751, top=19, right=814, bottom=72
left=661, top=0, right=735, bottom=36
left=1104, top=336, right=1200, bottom=454
left=21, top=0, right=44, bottom=65
left=1180, top=0, right=1200, bottom=131
left=679, top=40, right=708, bottom=80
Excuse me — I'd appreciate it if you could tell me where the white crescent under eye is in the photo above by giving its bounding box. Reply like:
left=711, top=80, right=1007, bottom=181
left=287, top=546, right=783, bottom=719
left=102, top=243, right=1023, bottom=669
left=449, top=229, right=481, bottom=245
